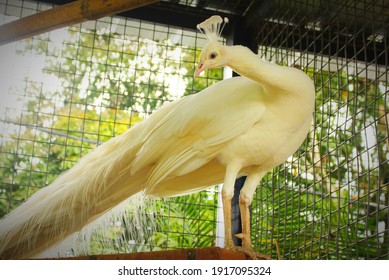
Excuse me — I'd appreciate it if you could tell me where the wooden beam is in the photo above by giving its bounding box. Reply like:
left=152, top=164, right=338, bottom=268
left=45, top=247, right=270, bottom=260
left=0, top=0, right=158, bottom=46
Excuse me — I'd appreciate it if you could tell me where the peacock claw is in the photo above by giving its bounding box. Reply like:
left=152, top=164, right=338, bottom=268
left=232, top=233, right=271, bottom=260
left=227, top=245, right=271, bottom=260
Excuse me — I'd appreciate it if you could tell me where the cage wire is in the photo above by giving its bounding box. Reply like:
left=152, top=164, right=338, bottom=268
left=250, top=0, right=388, bottom=260
left=0, top=0, right=388, bottom=260
left=0, top=0, right=224, bottom=255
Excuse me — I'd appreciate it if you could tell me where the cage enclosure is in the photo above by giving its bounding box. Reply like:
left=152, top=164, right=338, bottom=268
left=0, top=0, right=387, bottom=260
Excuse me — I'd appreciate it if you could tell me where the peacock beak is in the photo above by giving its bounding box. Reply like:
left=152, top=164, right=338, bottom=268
left=194, top=62, right=205, bottom=77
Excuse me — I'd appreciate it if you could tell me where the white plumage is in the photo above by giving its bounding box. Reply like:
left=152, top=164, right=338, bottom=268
left=0, top=16, right=315, bottom=259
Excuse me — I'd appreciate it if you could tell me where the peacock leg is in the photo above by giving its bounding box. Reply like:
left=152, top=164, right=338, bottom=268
left=222, top=188, right=234, bottom=249
left=235, top=171, right=271, bottom=260
left=237, top=192, right=254, bottom=250
left=222, top=163, right=242, bottom=249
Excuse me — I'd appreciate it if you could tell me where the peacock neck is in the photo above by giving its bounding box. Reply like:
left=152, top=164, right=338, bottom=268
left=225, top=45, right=304, bottom=93
left=224, top=45, right=315, bottom=118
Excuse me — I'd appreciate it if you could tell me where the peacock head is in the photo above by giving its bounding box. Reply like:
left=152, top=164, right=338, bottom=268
left=195, top=42, right=226, bottom=77
left=194, top=16, right=229, bottom=77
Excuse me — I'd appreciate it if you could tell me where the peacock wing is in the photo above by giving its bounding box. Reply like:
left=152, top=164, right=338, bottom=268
left=130, top=77, right=266, bottom=192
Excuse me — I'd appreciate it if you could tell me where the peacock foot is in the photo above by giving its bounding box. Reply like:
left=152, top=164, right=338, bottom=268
left=228, top=245, right=270, bottom=260
left=233, top=233, right=271, bottom=260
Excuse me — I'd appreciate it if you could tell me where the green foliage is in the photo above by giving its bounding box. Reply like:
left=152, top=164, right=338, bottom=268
left=0, top=23, right=222, bottom=254
left=84, top=190, right=219, bottom=256
left=151, top=190, right=218, bottom=250
left=0, top=21, right=387, bottom=259
left=251, top=52, right=389, bottom=259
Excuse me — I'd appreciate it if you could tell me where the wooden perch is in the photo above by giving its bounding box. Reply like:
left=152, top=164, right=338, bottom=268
left=0, top=0, right=158, bottom=46
left=46, top=247, right=255, bottom=260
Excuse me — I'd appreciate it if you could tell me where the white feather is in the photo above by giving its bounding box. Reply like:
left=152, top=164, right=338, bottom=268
left=0, top=16, right=315, bottom=259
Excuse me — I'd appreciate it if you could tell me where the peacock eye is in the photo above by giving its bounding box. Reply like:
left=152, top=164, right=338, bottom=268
left=209, top=52, right=218, bottom=59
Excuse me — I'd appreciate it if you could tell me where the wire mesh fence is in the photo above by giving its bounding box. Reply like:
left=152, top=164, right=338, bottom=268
left=0, top=0, right=224, bottom=255
left=251, top=0, right=388, bottom=259
left=0, top=0, right=388, bottom=259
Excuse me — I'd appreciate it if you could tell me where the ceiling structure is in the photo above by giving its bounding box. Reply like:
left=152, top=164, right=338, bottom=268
left=37, top=0, right=389, bottom=65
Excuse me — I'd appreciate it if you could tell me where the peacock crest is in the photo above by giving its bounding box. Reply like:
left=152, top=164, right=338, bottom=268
left=197, top=15, right=229, bottom=42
